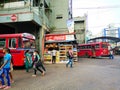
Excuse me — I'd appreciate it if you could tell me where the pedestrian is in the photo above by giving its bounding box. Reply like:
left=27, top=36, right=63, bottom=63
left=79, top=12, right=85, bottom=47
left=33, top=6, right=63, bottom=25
left=52, top=49, right=57, bottom=64
left=25, top=50, right=32, bottom=72
left=0, top=47, right=11, bottom=89
left=66, top=48, right=74, bottom=68
left=32, top=50, right=46, bottom=77
left=109, top=49, right=114, bottom=59
left=8, top=48, right=14, bottom=83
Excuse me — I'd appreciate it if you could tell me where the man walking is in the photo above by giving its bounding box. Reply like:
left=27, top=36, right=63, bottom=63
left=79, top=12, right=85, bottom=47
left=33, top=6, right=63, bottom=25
left=66, top=49, right=74, bottom=68
left=109, top=49, right=114, bottom=59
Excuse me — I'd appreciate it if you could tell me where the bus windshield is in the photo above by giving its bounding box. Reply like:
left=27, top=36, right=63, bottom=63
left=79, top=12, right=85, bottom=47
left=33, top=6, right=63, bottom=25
left=23, top=38, right=35, bottom=49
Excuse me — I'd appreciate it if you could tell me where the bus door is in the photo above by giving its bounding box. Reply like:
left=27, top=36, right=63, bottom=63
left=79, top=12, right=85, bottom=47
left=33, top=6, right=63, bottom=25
left=91, top=45, right=96, bottom=57
left=0, top=38, right=6, bottom=65
left=9, top=38, right=16, bottom=48
left=95, top=44, right=101, bottom=57
left=101, top=43, right=109, bottom=56
left=8, top=38, right=24, bottom=66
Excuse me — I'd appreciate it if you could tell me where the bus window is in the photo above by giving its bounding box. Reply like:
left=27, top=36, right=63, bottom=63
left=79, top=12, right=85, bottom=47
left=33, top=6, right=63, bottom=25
left=23, top=41, right=30, bottom=48
left=85, top=46, right=87, bottom=49
left=0, top=38, right=6, bottom=48
left=95, top=44, right=99, bottom=48
left=23, top=38, right=35, bottom=48
left=82, top=46, right=84, bottom=49
left=102, top=44, right=107, bottom=48
left=30, top=40, right=35, bottom=48
left=18, top=37, right=22, bottom=48
left=88, top=45, right=91, bottom=49
left=86, top=45, right=90, bottom=49
left=9, top=38, right=16, bottom=48
left=79, top=46, right=82, bottom=49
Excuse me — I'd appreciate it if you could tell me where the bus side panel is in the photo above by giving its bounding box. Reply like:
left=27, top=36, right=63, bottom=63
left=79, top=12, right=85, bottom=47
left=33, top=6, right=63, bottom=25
left=95, top=48, right=109, bottom=57
left=11, top=50, right=25, bottom=66
left=78, top=50, right=86, bottom=57
left=78, top=49, right=92, bottom=57
left=95, top=49, right=101, bottom=57
left=0, top=50, right=4, bottom=57
left=101, top=48, right=110, bottom=57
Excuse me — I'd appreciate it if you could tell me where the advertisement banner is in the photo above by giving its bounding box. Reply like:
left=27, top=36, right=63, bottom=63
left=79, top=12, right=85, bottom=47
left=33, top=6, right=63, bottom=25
left=46, top=34, right=75, bottom=41
left=46, top=35, right=66, bottom=41
left=67, top=19, right=74, bottom=33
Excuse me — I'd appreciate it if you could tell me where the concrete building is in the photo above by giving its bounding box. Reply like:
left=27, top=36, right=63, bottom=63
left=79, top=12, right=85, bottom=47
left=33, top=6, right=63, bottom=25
left=49, top=0, right=72, bottom=34
left=0, top=0, right=51, bottom=55
left=0, top=0, right=74, bottom=55
left=74, top=15, right=87, bottom=44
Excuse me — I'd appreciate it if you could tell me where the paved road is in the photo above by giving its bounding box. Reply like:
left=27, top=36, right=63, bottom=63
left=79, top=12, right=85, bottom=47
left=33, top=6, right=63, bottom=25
left=8, top=56, right=120, bottom=90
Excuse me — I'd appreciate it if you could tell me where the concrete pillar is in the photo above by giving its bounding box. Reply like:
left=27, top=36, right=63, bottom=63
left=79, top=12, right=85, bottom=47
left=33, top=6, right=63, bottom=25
left=38, top=26, right=45, bottom=57
left=38, top=0, right=45, bottom=57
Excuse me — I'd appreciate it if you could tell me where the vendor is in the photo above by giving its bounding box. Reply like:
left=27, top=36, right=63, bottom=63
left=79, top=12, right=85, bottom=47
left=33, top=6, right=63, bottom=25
left=52, top=49, right=57, bottom=64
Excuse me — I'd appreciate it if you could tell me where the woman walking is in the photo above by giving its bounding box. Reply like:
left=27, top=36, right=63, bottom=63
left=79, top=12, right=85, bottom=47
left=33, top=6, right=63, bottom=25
left=32, top=50, right=46, bottom=77
left=25, top=50, right=32, bottom=72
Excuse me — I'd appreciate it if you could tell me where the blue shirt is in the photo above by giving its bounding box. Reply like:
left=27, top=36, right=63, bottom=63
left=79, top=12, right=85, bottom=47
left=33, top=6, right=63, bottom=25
left=4, top=53, right=11, bottom=68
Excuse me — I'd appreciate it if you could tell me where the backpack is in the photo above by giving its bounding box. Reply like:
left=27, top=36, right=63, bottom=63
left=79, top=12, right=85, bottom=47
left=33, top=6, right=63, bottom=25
left=67, top=50, right=74, bottom=58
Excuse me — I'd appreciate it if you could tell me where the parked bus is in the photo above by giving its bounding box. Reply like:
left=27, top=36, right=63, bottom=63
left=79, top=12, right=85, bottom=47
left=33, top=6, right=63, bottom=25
left=77, top=42, right=110, bottom=58
left=0, top=33, right=35, bottom=66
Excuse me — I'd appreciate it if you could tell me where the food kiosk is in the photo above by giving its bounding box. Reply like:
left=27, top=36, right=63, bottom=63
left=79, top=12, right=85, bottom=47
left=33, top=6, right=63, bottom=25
left=44, top=33, right=78, bottom=63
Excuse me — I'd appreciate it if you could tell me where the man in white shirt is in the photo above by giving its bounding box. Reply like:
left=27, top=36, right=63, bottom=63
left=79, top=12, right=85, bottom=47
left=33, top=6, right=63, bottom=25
left=109, top=49, right=114, bottom=59
left=52, top=49, right=57, bottom=64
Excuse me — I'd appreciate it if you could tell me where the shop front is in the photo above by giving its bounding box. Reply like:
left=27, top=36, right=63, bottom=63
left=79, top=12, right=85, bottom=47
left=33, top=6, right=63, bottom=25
left=44, top=33, right=78, bottom=63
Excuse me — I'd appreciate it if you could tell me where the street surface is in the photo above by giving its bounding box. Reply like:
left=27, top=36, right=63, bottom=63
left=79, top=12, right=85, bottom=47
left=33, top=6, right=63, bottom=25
left=8, top=56, right=120, bottom=90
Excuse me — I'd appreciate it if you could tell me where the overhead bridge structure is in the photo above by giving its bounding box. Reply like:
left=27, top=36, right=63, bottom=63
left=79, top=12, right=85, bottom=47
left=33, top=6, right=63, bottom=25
left=87, top=36, right=120, bottom=43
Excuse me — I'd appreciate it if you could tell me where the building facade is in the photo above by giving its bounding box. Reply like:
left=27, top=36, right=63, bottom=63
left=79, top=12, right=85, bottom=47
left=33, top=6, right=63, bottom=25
left=49, top=0, right=72, bottom=34
left=0, top=0, right=51, bottom=55
left=0, top=0, right=75, bottom=55
left=74, top=15, right=87, bottom=44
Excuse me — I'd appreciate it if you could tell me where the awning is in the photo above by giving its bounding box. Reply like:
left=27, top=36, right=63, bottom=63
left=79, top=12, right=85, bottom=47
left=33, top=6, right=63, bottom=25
left=45, top=33, right=76, bottom=43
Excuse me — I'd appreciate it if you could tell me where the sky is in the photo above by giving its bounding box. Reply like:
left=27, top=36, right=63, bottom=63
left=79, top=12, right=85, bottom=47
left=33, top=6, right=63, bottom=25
left=72, top=0, right=120, bottom=35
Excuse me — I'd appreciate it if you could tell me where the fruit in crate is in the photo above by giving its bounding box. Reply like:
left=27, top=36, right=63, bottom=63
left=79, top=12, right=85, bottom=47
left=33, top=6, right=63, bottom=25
left=50, top=44, right=53, bottom=47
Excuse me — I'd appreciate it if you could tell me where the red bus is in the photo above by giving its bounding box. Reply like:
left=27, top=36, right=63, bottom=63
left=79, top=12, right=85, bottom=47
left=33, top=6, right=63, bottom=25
left=0, top=33, right=35, bottom=66
left=77, top=42, right=110, bottom=58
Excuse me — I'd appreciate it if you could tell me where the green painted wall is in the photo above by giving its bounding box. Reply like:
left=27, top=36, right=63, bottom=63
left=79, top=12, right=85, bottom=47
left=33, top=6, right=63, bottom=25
left=49, top=0, right=69, bottom=33
left=74, top=16, right=87, bottom=44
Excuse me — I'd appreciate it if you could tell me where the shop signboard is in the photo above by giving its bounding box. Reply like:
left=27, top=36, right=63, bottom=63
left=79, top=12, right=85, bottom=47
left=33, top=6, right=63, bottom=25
left=0, top=12, right=41, bottom=26
left=11, top=14, right=17, bottom=22
left=0, top=14, right=17, bottom=23
left=46, top=35, right=66, bottom=41
left=66, top=35, right=74, bottom=41
left=46, top=34, right=75, bottom=42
